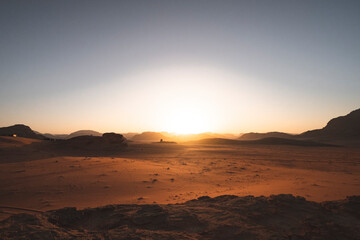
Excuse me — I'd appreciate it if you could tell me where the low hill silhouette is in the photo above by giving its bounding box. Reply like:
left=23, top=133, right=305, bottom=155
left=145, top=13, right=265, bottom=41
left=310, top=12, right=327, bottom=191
left=239, top=132, right=295, bottom=140
left=191, top=137, right=334, bottom=147
left=132, top=132, right=238, bottom=142
left=66, top=130, right=102, bottom=139
left=171, top=132, right=238, bottom=142
left=0, top=124, right=46, bottom=140
left=132, top=131, right=167, bottom=141
left=42, top=133, right=68, bottom=139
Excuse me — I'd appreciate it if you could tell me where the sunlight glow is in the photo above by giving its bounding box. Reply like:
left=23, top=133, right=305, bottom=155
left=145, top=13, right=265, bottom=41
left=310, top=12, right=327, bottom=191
left=131, top=66, right=229, bottom=134
left=163, top=106, right=209, bottom=134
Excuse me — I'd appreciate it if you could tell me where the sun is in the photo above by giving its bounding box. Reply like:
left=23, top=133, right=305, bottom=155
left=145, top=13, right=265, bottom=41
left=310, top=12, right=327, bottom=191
left=122, top=65, right=229, bottom=134
left=163, top=107, right=210, bottom=134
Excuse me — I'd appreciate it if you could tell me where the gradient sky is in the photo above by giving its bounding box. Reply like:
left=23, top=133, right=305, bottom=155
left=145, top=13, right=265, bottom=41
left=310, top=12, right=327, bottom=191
left=0, top=0, right=359, bottom=134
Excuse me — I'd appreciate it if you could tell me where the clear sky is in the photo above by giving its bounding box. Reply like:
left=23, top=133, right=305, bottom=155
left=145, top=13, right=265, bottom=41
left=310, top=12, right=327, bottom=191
left=0, top=0, right=359, bottom=134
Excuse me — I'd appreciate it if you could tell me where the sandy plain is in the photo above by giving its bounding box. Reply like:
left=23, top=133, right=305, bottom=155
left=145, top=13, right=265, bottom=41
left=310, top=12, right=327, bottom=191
left=0, top=136, right=359, bottom=212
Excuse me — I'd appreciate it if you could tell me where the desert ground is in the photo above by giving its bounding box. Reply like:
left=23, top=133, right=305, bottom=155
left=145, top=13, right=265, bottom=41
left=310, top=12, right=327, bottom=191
left=0, top=136, right=359, bottom=211
left=1, top=136, right=360, bottom=239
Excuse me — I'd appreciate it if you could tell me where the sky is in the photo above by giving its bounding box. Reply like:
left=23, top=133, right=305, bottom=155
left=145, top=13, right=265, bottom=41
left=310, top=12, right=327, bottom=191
left=0, top=0, right=359, bottom=134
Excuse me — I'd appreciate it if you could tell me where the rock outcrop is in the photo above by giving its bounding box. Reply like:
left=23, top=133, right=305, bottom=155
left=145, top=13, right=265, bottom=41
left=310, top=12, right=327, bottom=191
left=0, top=124, right=46, bottom=139
left=1, top=194, right=359, bottom=239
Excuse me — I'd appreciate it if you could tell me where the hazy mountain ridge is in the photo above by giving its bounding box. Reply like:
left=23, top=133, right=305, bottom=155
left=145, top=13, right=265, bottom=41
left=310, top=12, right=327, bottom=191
left=42, top=133, right=68, bottom=140
left=1, top=108, right=359, bottom=145
left=43, top=130, right=103, bottom=140
left=132, top=131, right=167, bottom=141
left=65, top=130, right=102, bottom=139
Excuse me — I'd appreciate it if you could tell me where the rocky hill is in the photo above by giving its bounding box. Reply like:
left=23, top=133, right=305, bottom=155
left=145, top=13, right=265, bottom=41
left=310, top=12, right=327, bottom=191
left=301, top=108, right=360, bottom=140
left=0, top=124, right=46, bottom=140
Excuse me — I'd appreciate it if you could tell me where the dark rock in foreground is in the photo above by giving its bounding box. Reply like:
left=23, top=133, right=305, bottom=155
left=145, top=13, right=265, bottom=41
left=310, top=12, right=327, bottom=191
left=1, top=194, right=359, bottom=239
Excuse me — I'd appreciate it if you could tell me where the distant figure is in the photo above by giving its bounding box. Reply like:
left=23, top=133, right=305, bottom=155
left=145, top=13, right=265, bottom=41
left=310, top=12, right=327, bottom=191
left=160, top=139, right=163, bottom=142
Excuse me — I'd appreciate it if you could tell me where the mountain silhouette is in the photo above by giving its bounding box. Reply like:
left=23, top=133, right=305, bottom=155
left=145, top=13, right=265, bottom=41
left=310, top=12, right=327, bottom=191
left=300, top=108, right=360, bottom=140
left=0, top=124, right=46, bottom=139
left=43, top=133, right=68, bottom=139
left=237, top=108, right=360, bottom=145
